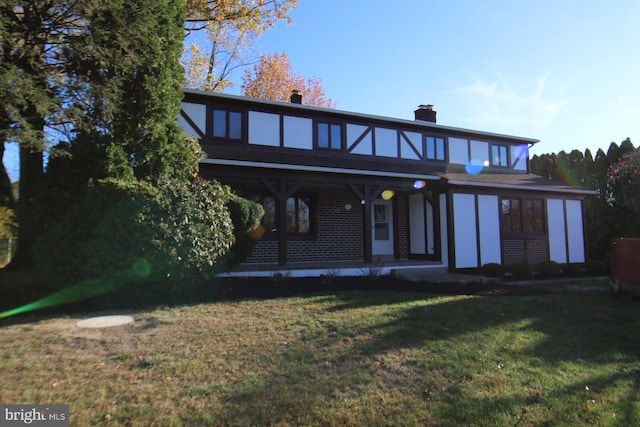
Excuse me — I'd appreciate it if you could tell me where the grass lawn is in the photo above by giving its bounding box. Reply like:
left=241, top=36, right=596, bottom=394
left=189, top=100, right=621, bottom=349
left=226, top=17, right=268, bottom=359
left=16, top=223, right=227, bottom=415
left=0, top=279, right=638, bottom=426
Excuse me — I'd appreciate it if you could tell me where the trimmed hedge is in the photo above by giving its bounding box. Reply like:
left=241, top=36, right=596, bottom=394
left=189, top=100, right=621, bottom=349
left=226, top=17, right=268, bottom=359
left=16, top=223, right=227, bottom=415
left=511, top=263, right=533, bottom=279
left=480, top=263, right=504, bottom=278
left=537, top=261, right=562, bottom=277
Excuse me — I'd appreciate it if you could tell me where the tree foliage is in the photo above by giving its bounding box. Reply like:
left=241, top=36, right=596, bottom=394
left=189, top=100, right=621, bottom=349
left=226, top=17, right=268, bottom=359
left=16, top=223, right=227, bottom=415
left=183, top=0, right=298, bottom=91
left=531, top=138, right=638, bottom=260
left=242, top=52, right=335, bottom=108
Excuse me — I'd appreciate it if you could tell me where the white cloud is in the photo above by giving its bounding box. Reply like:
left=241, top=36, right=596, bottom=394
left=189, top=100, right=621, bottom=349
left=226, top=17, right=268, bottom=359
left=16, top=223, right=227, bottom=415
left=456, top=72, right=566, bottom=129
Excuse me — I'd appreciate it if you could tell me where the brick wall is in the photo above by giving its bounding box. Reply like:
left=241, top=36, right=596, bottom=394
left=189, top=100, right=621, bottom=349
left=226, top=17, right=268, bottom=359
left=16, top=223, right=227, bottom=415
left=287, top=186, right=363, bottom=262
left=244, top=185, right=363, bottom=264
left=503, top=238, right=549, bottom=265
left=526, top=239, right=549, bottom=264
left=503, top=239, right=525, bottom=265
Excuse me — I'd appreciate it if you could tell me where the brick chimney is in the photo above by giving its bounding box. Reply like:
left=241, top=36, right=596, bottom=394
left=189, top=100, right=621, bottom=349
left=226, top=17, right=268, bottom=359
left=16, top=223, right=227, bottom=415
left=290, top=89, right=302, bottom=104
left=414, top=104, right=436, bottom=123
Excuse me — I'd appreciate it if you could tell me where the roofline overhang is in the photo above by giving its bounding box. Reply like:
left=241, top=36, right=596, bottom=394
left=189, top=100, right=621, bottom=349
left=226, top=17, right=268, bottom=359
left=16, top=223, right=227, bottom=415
left=447, top=179, right=598, bottom=195
left=183, top=89, right=540, bottom=145
left=200, top=158, right=441, bottom=181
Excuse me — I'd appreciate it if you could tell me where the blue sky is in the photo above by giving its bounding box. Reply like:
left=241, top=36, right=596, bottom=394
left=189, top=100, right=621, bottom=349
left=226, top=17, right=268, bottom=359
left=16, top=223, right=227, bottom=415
left=3, top=1, right=639, bottom=181
left=238, top=0, right=639, bottom=157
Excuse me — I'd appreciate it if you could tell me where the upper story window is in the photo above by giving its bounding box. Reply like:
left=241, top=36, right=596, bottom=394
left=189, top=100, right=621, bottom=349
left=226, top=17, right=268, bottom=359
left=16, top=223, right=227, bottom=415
left=426, top=136, right=446, bottom=161
left=491, top=144, right=509, bottom=167
left=213, top=109, right=242, bottom=140
left=317, top=122, right=342, bottom=150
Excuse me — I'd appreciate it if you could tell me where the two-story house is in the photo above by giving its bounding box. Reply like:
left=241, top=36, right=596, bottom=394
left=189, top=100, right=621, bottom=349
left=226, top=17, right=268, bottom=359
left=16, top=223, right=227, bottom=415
left=179, top=89, right=594, bottom=276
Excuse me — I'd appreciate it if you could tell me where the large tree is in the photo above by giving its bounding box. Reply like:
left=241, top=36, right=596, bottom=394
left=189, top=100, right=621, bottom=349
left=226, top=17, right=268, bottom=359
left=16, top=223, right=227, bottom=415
left=0, top=1, right=84, bottom=266
left=62, top=0, right=194, bottom=184
left=241, top=52, right=335, bottom=108
left=183, top=0, right=297, bottom=91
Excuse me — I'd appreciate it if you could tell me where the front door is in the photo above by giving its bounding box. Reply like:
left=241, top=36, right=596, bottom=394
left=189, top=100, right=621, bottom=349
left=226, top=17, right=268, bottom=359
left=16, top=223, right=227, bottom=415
left=372, top=200, right=394, bottom=255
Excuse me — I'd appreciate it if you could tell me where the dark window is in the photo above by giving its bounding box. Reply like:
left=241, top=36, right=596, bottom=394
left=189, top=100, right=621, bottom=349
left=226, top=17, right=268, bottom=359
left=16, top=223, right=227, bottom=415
left=525, top=199, right=545, bottom=234
left=286, top=197, right=311, bottom=234
left=250, top=195, right=312, bottom=236
left=426, top=136, right=446, bottom=160
left=250, top=196, right=276, bottom=235
left=492, top=144, right=509, bottom=167
left=317, top=122, right=342, bottom=149
left=213, top=109, right=242, bottom=140
left=501, top=198, right=522, bottom=233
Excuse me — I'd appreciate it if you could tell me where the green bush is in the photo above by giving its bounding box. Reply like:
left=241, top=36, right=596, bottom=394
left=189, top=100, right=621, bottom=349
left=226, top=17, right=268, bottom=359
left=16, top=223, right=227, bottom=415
left=480, top=263, right=504, bottom=278
left=223, top=195, right=264, bottom=269
left=563, top=263, right=583, bottom=276
left=537, top=261, right=562, bottom=277
left=585, top=259, right=608, bottom=275
left=511, top=263, right=533, bottom=279
left=33, top=178, right=235, bottom=295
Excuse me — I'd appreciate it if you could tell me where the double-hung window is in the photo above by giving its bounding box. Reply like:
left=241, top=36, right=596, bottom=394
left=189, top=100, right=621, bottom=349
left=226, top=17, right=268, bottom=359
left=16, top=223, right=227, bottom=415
left=317, top=122, right=342, bottom=150
left=491, top=144, right=509, bottom=167
left=213, top=109, right=242, bottom=140
left=250, top=195, right=313, bottom=236
left=426, top=136, right=446, bottom=160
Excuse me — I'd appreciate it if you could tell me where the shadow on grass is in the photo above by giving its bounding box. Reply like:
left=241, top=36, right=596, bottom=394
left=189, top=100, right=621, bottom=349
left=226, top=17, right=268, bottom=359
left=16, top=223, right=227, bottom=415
left=213, top=290, right=639, bottom=425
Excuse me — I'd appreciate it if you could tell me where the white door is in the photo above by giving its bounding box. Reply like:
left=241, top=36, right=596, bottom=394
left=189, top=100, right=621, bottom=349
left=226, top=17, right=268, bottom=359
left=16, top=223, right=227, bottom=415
left=372, top=200, right=394, bottom=255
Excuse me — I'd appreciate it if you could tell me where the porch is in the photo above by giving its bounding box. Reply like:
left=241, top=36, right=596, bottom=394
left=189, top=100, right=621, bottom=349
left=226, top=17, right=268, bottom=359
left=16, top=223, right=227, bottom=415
left=222, top=257, right=448, bottom=278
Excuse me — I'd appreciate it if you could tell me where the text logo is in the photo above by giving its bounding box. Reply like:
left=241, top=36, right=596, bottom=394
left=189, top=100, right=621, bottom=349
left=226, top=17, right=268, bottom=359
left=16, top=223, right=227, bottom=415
left=1, top=405, right=69, bottom=426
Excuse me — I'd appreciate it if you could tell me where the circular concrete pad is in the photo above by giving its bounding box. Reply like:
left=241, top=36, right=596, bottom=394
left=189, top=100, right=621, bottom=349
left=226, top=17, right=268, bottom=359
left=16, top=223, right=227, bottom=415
left=76, top=315, right=134, bottom=328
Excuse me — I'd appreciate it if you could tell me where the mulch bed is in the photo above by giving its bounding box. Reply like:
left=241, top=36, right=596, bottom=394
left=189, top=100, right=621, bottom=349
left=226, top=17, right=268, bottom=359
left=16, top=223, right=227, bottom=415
left=0, top=271, right=552, bottom=319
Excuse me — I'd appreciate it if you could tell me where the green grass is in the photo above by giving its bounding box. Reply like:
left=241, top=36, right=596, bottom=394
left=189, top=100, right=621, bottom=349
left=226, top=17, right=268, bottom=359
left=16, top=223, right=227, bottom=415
left=0, top=280, right=638, bottom=426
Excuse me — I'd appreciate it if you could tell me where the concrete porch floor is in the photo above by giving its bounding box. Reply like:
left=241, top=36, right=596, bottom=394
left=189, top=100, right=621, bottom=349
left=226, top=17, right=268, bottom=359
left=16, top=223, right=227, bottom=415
left=222, top=257, right=450, bottom=278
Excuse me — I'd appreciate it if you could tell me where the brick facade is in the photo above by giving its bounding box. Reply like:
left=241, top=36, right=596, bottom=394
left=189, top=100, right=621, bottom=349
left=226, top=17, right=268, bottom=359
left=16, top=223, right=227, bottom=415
left=503, top=238, right=549, bottom=265
left=244, top=185, right=364, bottom=265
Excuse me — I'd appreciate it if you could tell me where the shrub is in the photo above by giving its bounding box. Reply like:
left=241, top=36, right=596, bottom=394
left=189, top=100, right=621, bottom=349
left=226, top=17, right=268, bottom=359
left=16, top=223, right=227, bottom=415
left=511, top=263, right=533, bottom=279
left=34, top=178, right=235, bottom=296
left=223, top=195, right=264, bottom=269
left=585, top=259, right=608, bottom=276
left=537, top=261, right=562, bottom=277
left=480, top=263, right=504, bottom=278
left=563, top=263, right=583, bottom=276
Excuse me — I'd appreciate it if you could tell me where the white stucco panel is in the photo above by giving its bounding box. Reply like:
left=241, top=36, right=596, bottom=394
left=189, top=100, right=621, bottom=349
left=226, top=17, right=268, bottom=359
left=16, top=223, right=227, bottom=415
left=179, top=102, right=206, bottom=136
left=249, top=111, right=280, bottom=147
left=449, top=137, right=469, bottom=165
left=440, top=193, right=449, bottom=266
left=347, top=124, right=372, bottom=155
left=283, top=116, right=312, bottom=150
left=477, top=195, right=501, bottom=265
left=511, top=144, right=529, bottom=171
left=547, top=199, right=567, bottom=263
left=470, top=140, right=489, bottom=165
left=566, top=200, right=586, bottom=263
left=453, top=193, right=478, bottom=268
left=374, top=127, right=398, bottom=158
left=409, top=194, right=426, bottom=254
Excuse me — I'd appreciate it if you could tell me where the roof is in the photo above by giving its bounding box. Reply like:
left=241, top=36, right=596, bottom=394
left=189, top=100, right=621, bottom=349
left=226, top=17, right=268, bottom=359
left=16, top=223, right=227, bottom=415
left=183, top=89, right=540, bottom=145
left=440, top=171, right=597, bottom=195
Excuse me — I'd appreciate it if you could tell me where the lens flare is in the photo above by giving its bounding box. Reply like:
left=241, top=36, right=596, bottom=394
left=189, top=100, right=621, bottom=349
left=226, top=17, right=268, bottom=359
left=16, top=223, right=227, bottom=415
left=381, top=190, right=395, bottom=200
left=344, top=203, right=352, bottom=211
left=0, top=258, right=150, bottom=319
left=465, top=159, right=485, bottom=175
left=413, top=180, right=426, bottom=189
